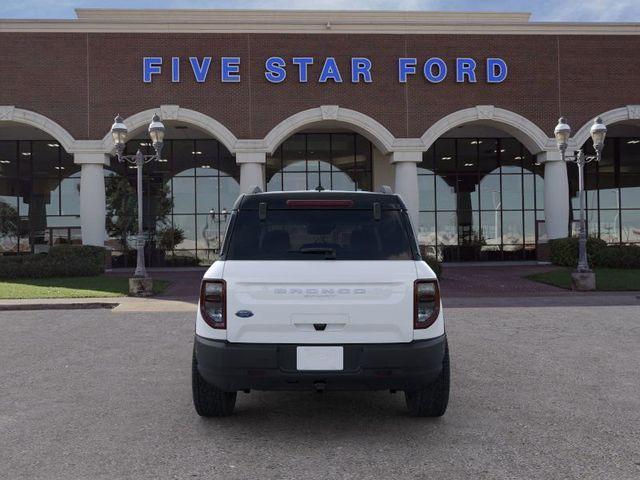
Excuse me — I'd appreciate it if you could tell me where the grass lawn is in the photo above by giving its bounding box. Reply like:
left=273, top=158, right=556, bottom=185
left=526, top=268, right=640, bottom=291
left=0, top=276, right=170, bottom=299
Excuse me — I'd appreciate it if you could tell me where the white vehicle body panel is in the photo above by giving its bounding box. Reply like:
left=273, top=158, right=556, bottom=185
left=196, top=259, right=443, bottom=344
left=224, top=260, right=417, bottom=344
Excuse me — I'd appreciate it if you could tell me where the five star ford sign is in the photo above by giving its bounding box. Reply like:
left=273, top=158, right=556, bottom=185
left=142, top=56, right=508, bottom=84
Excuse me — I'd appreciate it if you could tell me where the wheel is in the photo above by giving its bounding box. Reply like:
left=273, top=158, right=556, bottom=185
left=405, top=340, right=450, bottom=417
left=192, top=347, right=237, bottom=417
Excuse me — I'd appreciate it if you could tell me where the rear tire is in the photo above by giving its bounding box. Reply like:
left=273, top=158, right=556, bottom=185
left=192, top=348, right=237, bottom=417
left=405, top=340, right=450, bottom=417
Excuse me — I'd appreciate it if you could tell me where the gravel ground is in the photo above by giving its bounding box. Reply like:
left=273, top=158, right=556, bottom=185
left=1, top=305, right=639, bottom=479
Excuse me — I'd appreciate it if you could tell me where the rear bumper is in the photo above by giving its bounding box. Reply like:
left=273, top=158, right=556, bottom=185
left=194, top=334, right=447, bottom=392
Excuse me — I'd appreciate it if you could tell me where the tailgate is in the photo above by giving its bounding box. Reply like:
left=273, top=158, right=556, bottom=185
left=222, top=260, right=417, bottom=344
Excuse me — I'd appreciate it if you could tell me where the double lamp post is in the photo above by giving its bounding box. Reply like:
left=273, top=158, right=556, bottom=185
left=553, top=116, right=607, bottom=289
left=110, top=114, right=165, bottom=294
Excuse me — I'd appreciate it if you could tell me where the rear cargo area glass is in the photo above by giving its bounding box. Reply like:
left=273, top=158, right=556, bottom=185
left=225, top=210, right=414, bottom=260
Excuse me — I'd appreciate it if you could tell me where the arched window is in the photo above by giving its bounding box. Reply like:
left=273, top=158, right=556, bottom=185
left=266, top=133, right=373, bottom=192
left=418, top=136, right=544, bottom=261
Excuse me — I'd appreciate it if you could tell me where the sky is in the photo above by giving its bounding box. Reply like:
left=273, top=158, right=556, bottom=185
left=1, top=0, right=640, bottom=22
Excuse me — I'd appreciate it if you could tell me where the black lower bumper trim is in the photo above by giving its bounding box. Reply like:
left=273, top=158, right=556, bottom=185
left=194, top=335, right=446, bottom=392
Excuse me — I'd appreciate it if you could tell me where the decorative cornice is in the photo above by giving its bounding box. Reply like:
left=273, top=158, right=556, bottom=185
left=1, top=9, right=639, bottom=35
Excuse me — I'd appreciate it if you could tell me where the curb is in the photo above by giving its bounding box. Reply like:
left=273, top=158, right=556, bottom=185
left=0, top=302, right=120, bottom=312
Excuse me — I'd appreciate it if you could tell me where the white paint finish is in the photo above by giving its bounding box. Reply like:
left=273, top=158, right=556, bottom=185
left=238, top=154, right=266, bottom=193
left=540, top=152, right=570, bottom=240
left=77, top=156, right=108, bottom=246
left=392, top=151, right=421, bottom=231
left=219, top=260, right=419, bottom=344
left=421, top=106, right=553, bottom=155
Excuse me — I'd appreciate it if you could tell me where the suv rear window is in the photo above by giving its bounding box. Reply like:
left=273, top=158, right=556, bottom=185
left=224, top=209, right=417, bottom=260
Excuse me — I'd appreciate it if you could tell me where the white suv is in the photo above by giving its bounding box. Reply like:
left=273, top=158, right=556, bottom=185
left=192, top=189, right=449, bottom=417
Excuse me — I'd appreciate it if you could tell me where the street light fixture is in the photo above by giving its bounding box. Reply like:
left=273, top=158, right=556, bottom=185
left=553, top=116, right=607, bottom=279
left=110, top=113, right=165, bottom=280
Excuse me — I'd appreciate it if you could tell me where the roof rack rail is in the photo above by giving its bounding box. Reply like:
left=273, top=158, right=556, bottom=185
left=249, top=185, right=263, bottom=194
left=378, top=185, right=393, bottom=194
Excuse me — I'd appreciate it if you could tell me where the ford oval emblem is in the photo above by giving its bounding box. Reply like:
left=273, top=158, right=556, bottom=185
left=235, top=310, right=254, bottom=318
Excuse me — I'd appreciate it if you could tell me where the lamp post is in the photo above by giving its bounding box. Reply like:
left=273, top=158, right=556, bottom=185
left=553, top=116, right=607, bottom=287
left=110, top=114, right=165, bottom=281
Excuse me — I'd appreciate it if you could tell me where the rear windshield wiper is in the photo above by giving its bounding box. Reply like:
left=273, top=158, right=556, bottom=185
left=296, top=247, right=336, bottom=259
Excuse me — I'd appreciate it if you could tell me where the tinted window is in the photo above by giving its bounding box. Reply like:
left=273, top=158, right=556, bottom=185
left=225, top=209, right=416, bottom=260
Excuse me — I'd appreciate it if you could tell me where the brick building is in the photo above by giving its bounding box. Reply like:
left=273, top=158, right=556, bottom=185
left=1, top=9, right=639, bottom=264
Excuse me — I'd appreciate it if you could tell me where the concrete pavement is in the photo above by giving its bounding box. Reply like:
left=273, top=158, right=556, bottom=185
left=1, top=305, right=639, bottom=479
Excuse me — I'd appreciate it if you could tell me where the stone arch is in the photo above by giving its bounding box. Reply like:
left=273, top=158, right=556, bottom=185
left=572, top=105, right=640, bottom=148
left=420, top=105, right=553, bottom=154
left=263, top=106, right=397, bottom=155
left=100, top=105, right=239, bottom=154
left=0, top=106, right=76, bottom=153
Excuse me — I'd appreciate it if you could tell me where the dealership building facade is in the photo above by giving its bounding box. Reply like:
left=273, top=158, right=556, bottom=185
left=1, top=9, right=640, bottom=264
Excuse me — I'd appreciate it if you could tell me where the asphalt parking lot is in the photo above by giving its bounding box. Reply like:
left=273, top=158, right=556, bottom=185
left=1, top=304, right=639, bottom=479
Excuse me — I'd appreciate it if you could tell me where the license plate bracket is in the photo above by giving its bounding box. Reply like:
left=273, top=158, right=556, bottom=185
left=296, top=346, right=344, bottom=371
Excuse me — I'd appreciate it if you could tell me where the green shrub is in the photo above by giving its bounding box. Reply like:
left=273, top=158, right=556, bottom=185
left=549, top=237, right=607, bottom=267
left=157, top=226, right=185, bottom=252
left=593, top=245, right=640, bottom=269
left=164, top=254, right=201, bottom=267
left=550, top=237, right=640, bottom=269
left=0, top=245, right=106, bottom=279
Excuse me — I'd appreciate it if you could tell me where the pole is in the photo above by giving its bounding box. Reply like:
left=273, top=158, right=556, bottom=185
left=134, top=149, right=147, bottom=278
left=576, top=150, right=590, bottom=273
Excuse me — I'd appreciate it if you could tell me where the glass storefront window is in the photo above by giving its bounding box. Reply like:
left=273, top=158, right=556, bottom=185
left=620, top=176, right=640, bottom=208
left=418, top=174, right=435, bottom=211
left=0, top=140, right=79, bottom=254
left=501, top=175, right=523, bottom=211
left=105, top=138, right=239, bottom=267
left=568, top=136, right=640, bottom=245
left=266, top=133, right=373, bottom=193
left=419, top=136, right=545, bottom=261
left=621, top=210, right=640, bottom=243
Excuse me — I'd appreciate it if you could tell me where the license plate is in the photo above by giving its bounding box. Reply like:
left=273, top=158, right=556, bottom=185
left=296, top=346, right=344, bottom=371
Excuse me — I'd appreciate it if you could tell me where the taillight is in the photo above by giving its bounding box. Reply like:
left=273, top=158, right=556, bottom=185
left=414, top=280, right=440, bottom=329
left=200, top=280, right=226, bottom=329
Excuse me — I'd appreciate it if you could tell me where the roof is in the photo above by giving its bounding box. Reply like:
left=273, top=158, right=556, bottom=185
left=236, top=190, right=407, bottom=211
left=0, top=9, right=639, bottom=35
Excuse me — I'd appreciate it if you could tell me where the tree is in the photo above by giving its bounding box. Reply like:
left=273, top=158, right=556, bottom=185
left=105, top=175, right=173, bottom=252
left=0, top=201, right=21, bottom=250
